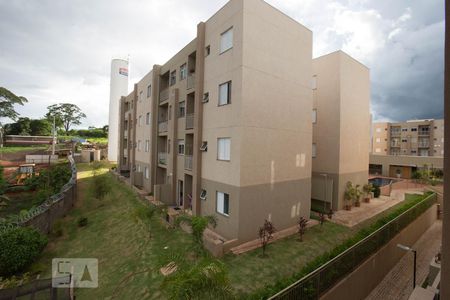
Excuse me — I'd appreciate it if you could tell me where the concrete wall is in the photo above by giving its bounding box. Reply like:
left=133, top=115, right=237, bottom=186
left=321, top=203, right=438, bottom=300
left=26, top=155, right=59, bottom=164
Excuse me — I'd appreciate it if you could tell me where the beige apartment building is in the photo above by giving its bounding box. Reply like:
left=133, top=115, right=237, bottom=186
left=372, top=119, right=444, bottom=157
left=311, top=52, right=370, bottom=211
left=116, top=0, right=369, bottom=244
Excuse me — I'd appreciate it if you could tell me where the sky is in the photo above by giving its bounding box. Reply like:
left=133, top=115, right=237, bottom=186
left=0, top=0, right=444, bottom=128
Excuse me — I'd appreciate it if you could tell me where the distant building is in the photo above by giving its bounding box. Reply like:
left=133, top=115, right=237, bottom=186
left=372, top=119, right=444, bottom=157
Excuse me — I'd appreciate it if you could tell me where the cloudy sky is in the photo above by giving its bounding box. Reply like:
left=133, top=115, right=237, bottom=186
left=0, top=0, right=444, bottom=128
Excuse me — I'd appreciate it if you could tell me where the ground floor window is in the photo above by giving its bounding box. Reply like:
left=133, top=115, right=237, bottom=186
left=216, top=191, right=229, bottom=216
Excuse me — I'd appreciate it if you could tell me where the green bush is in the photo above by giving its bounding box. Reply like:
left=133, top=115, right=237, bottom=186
left=77, top=217, right=88, bottom=227
left=0, top=227, right=48, bottom=277
left=372, top=184, right=381, bottom=198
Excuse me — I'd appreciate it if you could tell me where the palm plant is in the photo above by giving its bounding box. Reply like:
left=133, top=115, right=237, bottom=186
left=362, top=183, right=373, bottom=203
left=353, top=184, right=362, bottom=207
left=344, top=181, right=354, bottom=210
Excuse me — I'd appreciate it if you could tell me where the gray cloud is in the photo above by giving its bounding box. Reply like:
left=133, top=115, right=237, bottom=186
left=0, top=0, right=444, bottom=127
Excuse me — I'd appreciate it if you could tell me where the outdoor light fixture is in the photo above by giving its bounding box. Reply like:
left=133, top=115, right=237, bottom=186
left=397, top=243, right=417, bottom=289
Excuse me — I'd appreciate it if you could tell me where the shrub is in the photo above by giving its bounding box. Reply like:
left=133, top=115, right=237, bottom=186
left=0, top=227, right=48, bottom=276
left=372, top=184, right=381, bottom=198
left=92, top=174, right=109, bottom=199
left=77, top=217, right=88, bottom=227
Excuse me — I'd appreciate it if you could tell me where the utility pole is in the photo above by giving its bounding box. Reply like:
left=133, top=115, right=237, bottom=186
left=52, top=116, right=56, bottom=156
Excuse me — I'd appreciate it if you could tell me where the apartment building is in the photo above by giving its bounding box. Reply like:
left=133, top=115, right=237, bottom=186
left=372, top=119, right=445, bottom=157
left=311, top=51, right=370, bottom=211
left=117, top=0, right=314, bottom=244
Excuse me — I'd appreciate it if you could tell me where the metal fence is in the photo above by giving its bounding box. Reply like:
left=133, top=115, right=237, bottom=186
left=269, top=192, right=437, bottom=300
left=0, top=155, right=77, bottom=234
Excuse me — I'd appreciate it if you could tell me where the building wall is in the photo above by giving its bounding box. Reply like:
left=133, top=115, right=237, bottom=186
left=369, top=154, right=444, bottom=178
left=372, top=123, right=389, bottom=154
left=432, top=119, right=444, bottom=157
left=312, top=51, right=370, bottom=210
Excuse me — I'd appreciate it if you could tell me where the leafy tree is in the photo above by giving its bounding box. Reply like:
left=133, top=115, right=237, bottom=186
left=102, top=125, right=108, bottom=134
left=4, top=117, right=31, bottom=135
left=29, top=119, right=52, bottom=136
left=45, top=103, right=86, bottom=134
left=259, top=220, right=276, bottom=257
left=318, top=212, right=325, bottom=226
left=0, top=87, right=28, bottom=120
left=298, top=217, right=308, bottom=242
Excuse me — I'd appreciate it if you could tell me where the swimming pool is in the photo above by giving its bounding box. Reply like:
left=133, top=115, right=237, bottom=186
left=369, top=177, right=398, bottom=187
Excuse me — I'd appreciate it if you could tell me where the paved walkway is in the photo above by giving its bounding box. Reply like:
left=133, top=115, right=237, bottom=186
left=331, top=189, right=424, bottom=227
left=365, top=220, right=442, bottom=300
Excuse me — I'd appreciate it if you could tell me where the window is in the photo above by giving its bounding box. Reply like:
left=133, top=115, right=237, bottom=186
left=145, top=140, right=149, bottom=152
left=179, top=101, right=186, bottom=118
left=147, top=85, right=152, bottom=98
left=139, top=115, right=142, bottom=126
left=402, top=139, right=408, bottom=143
left=375, top=148, right=381, bottom=153
left=311, top=76, right=317, bottom=90
left=217, top=138, right=231, bottom=161
left=180, top=64, right=187, bottom=80
left=178, top=139, right=185, bottom=155
left=202, top=92, right=209, bottom=103
left=312, top=143, right=317, bottom=158
left=200, top=141, right=208, bottom=151
left=220, top=27, right=233, bottom=53
left=376, top=138, right=381, bottom=143
left=170, top=70, right=176, bottom=86
left=402, top=128, right=408, bottom=132
left=216, top=192, right=230, bottom=216
left=411, top=128, right=417, bottom=132
left=200, top=189, right=207, bottom=200
left=312, top=109, right=317, bottom=124
left=145, top=167, right=149, bottom=179
left=219, top=81, right=231, bottom=106
left=411, top=150, right=417, bottom=154
left=146, top=112, right=150, bottom=125
left=139, top=91, right=143, bottom=101
left=138, top=140, right=141, bottom=151
left=205, top=45, right=211, bottom=56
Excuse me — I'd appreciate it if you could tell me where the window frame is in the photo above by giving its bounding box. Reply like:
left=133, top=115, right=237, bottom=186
left=179, top=101, right=186, bottom=118
left=146, top=112, right=150, bottom=125
left=170, top=70, right=176, bottom=86
left=216, top=191, right=230, bottom=216
left=180, top=64, right=187, bottom=81
left=178, top=139, right=185, bottom=155
left=218, top=81, right=232, bottom=106
left=217, top=137, right=231, bottom=161
left=147, top=85, right=152, bottom=98
left=220, top=27, right=233, bottom=54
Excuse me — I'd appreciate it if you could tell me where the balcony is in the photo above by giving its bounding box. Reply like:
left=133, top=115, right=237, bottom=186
left=390, top=142, right=400, bottom=147
left=184, top=155, right=193, bottom=171
left=418, top=142, right=430, bottom=148
left=158, top=121, right=168, bottom=133
left=418, top=130, right=430, bottom=136
left=390, top=131, right=401, bottom=137
left=187, top=74, right=195, bottom=90
left=158, top=152, right=167, bottom=165
left=186, top=113, right=194, bottom=130
left=159, top=88, right=169, bottom=103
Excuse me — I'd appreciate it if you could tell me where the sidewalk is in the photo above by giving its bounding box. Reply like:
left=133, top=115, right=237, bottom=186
left=365, top=220, right=442, bottom=300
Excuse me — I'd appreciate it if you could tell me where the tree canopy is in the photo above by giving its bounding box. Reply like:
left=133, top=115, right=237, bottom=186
left=4, top=118, right=52, bottom=136
left=45, top=103, right=86, bottom=134
left=0, top=87, right=28, bottom=120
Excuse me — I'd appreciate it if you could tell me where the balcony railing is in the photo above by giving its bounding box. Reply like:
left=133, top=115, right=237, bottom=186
left=159, top=88, right=169, bottom=103
left=418, top=142, right=430, bottom=148
left=158, top=121, right=168, bottom=133
left=185, top=155, right=193, bottom=170
left=187, top=74, right=195, bottom=90
left=390, top=142, right=400, bottom=147
left=390, top=131, right=401, bottom=136
left=186, top=113, right=194, bottom=130
left=418, top=130, right=430, bottom=136
left=158, top=152, right=167, bottom=165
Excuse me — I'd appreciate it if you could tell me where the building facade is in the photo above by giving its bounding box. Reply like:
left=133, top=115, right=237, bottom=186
left=311, top=51, right=370, bottom=211
left=117, top=0, right=369, bottom=244
left=372, top=119, right=444, bottom=157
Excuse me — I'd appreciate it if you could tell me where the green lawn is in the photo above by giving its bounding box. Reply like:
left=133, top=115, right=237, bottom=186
left=0, top=145, right=48, bottom=154
left=28, top=165, right=430, bottom=299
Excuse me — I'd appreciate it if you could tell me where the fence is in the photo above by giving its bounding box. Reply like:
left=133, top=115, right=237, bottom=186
left=0, top=275, right=72, bottom=300
left=269, top=192, right=437, bottom=300
left=0, top=155, right=77, bottom=234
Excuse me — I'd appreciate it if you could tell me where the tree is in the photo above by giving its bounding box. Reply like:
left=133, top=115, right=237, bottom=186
left=29, top=119, right=52, bottom=136
left=175, top=215, right=217, bottom=254
left=45, top=103, right=86, bottom=134
left=318, top=212, right=325, bottom=226
left=102, top=125, right=109, bottom=134
left=0, top=87, right=28, bottom=120
left=4, top=117, right=31, bottom=135
left=259, top=220, right=276, bottom=257
left=298, top=217, right=308, bottom=242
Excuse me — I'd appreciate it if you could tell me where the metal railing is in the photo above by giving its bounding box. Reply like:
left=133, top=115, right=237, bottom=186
left=390, top=142, right=400, bottom=147
left=390, top=131, right=401, bottom=136
left=158, top=121, right=168, bottom=133
left=159, top=88, right=169, bottom=103
left=184, top=155, right=193, bottom=170
left=418, top=141, right=430, bottom=148
left=186, top=113, right=194, bottom=130
left=158, top=152, right=167, bottom=165
left=268, top=193, right=436, bottom=300
left=187, top=73, right=195, bottom=90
